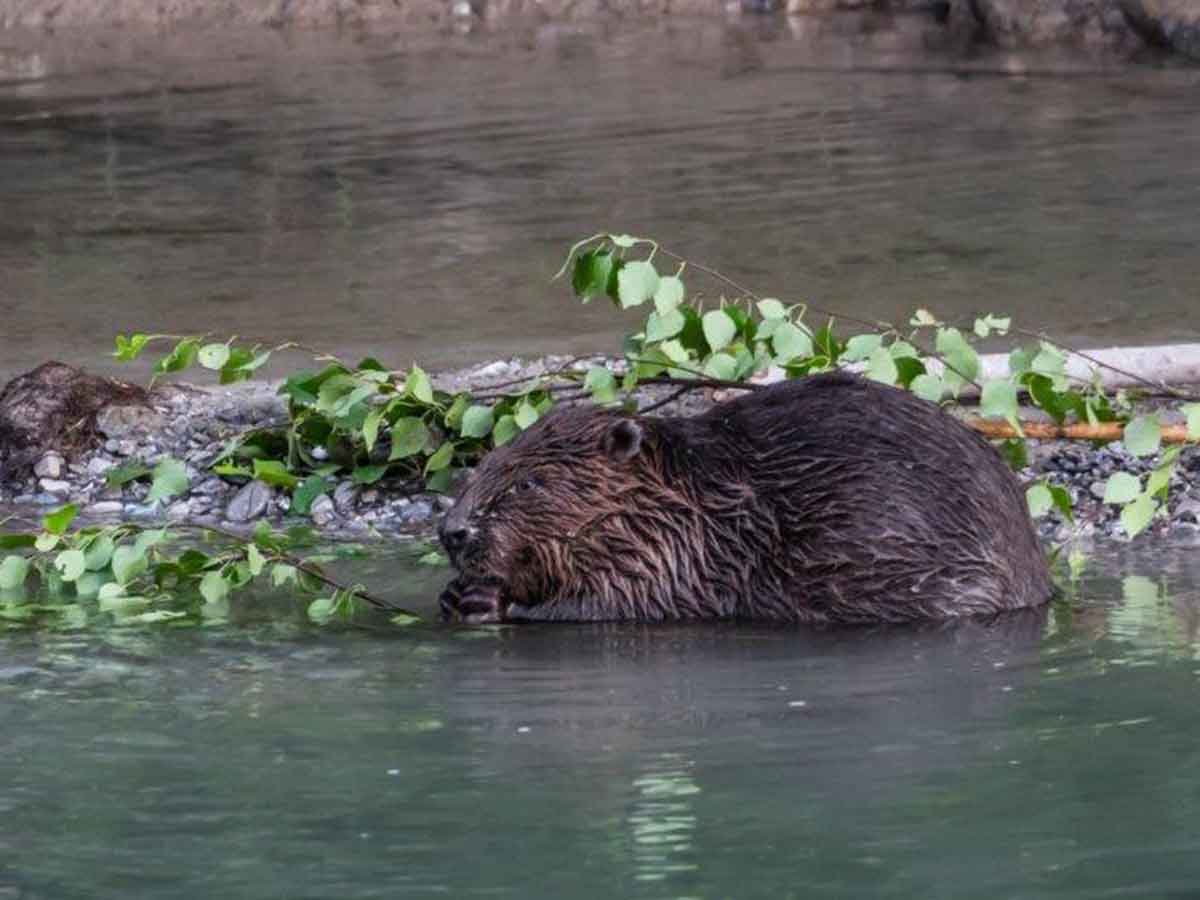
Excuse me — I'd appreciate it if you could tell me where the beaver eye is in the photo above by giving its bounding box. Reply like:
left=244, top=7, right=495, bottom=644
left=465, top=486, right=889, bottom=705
left=511, top=477, right=542, bottom=495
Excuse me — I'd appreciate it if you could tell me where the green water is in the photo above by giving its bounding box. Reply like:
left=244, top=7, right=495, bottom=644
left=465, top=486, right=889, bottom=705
left=2, top=537, right=1200, bottom=898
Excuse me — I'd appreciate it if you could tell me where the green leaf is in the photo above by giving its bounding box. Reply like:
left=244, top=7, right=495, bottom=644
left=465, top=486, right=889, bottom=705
left=645, top=309, right=684, bottom=343
left=111, top=545, right=148, bottom=586
left=418, top=551, right=449, bottom=566
left=1183, top=403, right=1200, bottom=441
left=571, top=249, right=617, bottom=301
left=461, top=406, right=495, bottom=439
left=772, top=322, right=813, bottom=363
left=1103, top=472, right=1142, bottom=504
left=349, top=464, right=386, bottom=485
left=1048, top=484, right=1074, bottom=523
left=105, top=461, right=153, bottom=488
left=1120, top=493, right=1157, bottom=539
left=998, top=438, right=1028, bottom=471
left=425, top=468, right=453, bottom=494
left=362, top=409, right=384, bottom=454
left=0, top=556, right=30, bottom=590
left=134, top=528, right=167, bottom=557
left=910, top=308, right=939, bottom=326
left=198, top=343, right=231, bottom=370
left=514, top=401, right=539, bottom=430
left=444, top=395, right=469, bottom=430
left=756, top=298, right=787, bottom=320
left=35, top=532, right=59, bottom=552
left=1123, top=415, right=1161, bottom=458
left=271, top=563, right=297, bottom=587
left=889, top=340, right=919, bottom=360
left=704, top=353, right=738, bottom=381
left=610, top=233, right=638, bottom=248
left=245, top=544, right=266, bottom=577
left=424, top=442, right=454, bottom=475
left=390, top=417, right=431, bottom=459
left=292, top=476, right=329, bottom=515
left=585, top=367, right=618, bottom=404
left=199, top=571, right=230, bottom=605
left=113, top=333, right=151, bottom=362
left=864, top=347, right=899, bottom=385
left=252, top=460, right=299, bottom=490
left=0, top=534, right=36, bottom=550
left=910, top=374, right=945, bottom=404
left=843, top=334, right=882, bottom=363
left=53, top=549, right=86, bottom=582
left=615, top=260, right=659, bottom=309
left=653, top=276, right=685, bottom=315
left=493, top=416, right=520, bottom=447
left=974, top=314, right=1011, bottom=338
left=153, top=338, right=200, bottom=376
left=935, top=327, right=980, bottom=394
left=980, top=379, right=1021, bottom=432
left=390, top=612, right=422, bottom=626
left=307, top=595, right=337, bottom=621
left=702, top=310, right=738, bottom=353
left=42, top=504, right=78, bottom=536
left=1026, top=483, right=1052, bottom=518
left=146, top=458, right=189, bottom=504
left=405, top=366, right=434, bottom=404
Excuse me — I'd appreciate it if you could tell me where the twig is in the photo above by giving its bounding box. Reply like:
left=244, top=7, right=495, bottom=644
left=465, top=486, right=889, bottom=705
left=967, top=418, right=1196, bottom=444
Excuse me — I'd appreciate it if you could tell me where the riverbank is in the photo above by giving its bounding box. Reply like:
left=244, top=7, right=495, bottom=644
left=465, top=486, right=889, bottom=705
left=1, top=356, right=1198, bottom=545
left=1, top=0, right=1198, bottom=61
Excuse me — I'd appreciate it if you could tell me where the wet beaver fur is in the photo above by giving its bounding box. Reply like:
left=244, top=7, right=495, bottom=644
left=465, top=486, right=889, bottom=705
left=437, top=371, right=1054, bottom=624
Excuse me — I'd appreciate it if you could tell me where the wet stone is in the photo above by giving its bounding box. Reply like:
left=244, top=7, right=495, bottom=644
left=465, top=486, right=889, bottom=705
left=333, top=481, right=359, bottom=514
left=310, top=495, right=337, bottom=526
left=227, top=480, right=273, bottom=522
left=34, top=453, right=64, bottom=479
left=39, top=478, right=71, bottom=496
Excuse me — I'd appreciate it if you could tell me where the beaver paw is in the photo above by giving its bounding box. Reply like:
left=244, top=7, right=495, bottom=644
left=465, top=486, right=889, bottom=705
left=439, top=578, right=505, bottom=624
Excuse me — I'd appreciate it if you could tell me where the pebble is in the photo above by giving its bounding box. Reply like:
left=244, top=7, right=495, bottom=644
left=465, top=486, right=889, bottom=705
left=166, top=501, right=191, bottom=522
left=86, top=456, right=116, bottom=477
left=38, top=478, right=71, bottom=496
left=310, top=495, right=337, bottom=526
left=34, top=453, right=64, bottom=479
left=89, top=501, right=124, bottom=516
left=333, top=481, right=359, bottom=514
left=227, top=480, right=273, bottom=523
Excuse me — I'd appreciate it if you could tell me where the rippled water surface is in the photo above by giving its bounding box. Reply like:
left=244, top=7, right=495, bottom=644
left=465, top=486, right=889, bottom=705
left=2, top=537, right=1200, bottom=898
left=2, top=23, right=1200, bottom=381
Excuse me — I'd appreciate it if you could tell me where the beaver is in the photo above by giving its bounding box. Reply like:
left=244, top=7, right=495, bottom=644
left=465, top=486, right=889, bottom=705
left=437, top=371, right=1054, bottom=624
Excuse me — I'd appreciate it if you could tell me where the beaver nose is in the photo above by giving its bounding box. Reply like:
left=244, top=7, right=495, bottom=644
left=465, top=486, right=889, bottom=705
left=438, top=520, right=471, bottom=560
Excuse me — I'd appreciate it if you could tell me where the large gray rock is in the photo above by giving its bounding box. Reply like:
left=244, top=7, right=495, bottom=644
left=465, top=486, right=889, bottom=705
left=226, top=480, right=273, bottom=523
left=1120, top=0, right=1200, bottom=58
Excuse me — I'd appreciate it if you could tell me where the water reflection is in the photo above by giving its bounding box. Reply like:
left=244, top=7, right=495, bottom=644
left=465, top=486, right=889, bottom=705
left=1, top=539, right=1200, bottom=897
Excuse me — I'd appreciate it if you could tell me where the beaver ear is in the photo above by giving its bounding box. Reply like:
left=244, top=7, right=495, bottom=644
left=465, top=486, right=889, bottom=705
left=603, top=419, right=643, bottom=463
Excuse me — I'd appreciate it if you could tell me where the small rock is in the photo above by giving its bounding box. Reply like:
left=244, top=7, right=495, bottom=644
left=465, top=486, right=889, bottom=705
left=166, top=501, right=191, bottom=522
left=86, top=456, right=116, bottom=477
left=226, top=480, right=273, bottom=522
left=435, top=495, right=455, bottom=511
left=333, top=481, right=359, bottom=514
left=34, top=453, right=64, bottom=479
left=39, top=478, right=72, bottom=496
left=95, top=404, right=162, bottom=439
left=398, top=499, right=434, bottom=524
left=310, top=495, right=337, bottom=526
left=474, top=360, right=510, bottom=378
left=193, top=477, right=229, bottom=496
left=361, top=489, right=380, bottom=505
left=1089, top=481, right=1108, bottom=501
left=310, top=446, right=329, bottom=461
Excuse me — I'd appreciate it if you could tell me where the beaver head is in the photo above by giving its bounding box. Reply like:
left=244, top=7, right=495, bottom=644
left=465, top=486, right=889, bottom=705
left=437, top=404, right=707, bottom=623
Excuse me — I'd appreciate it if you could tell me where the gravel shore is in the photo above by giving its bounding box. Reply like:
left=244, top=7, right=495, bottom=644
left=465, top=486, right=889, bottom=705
left=1, top=357, right=1198, bottom=545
